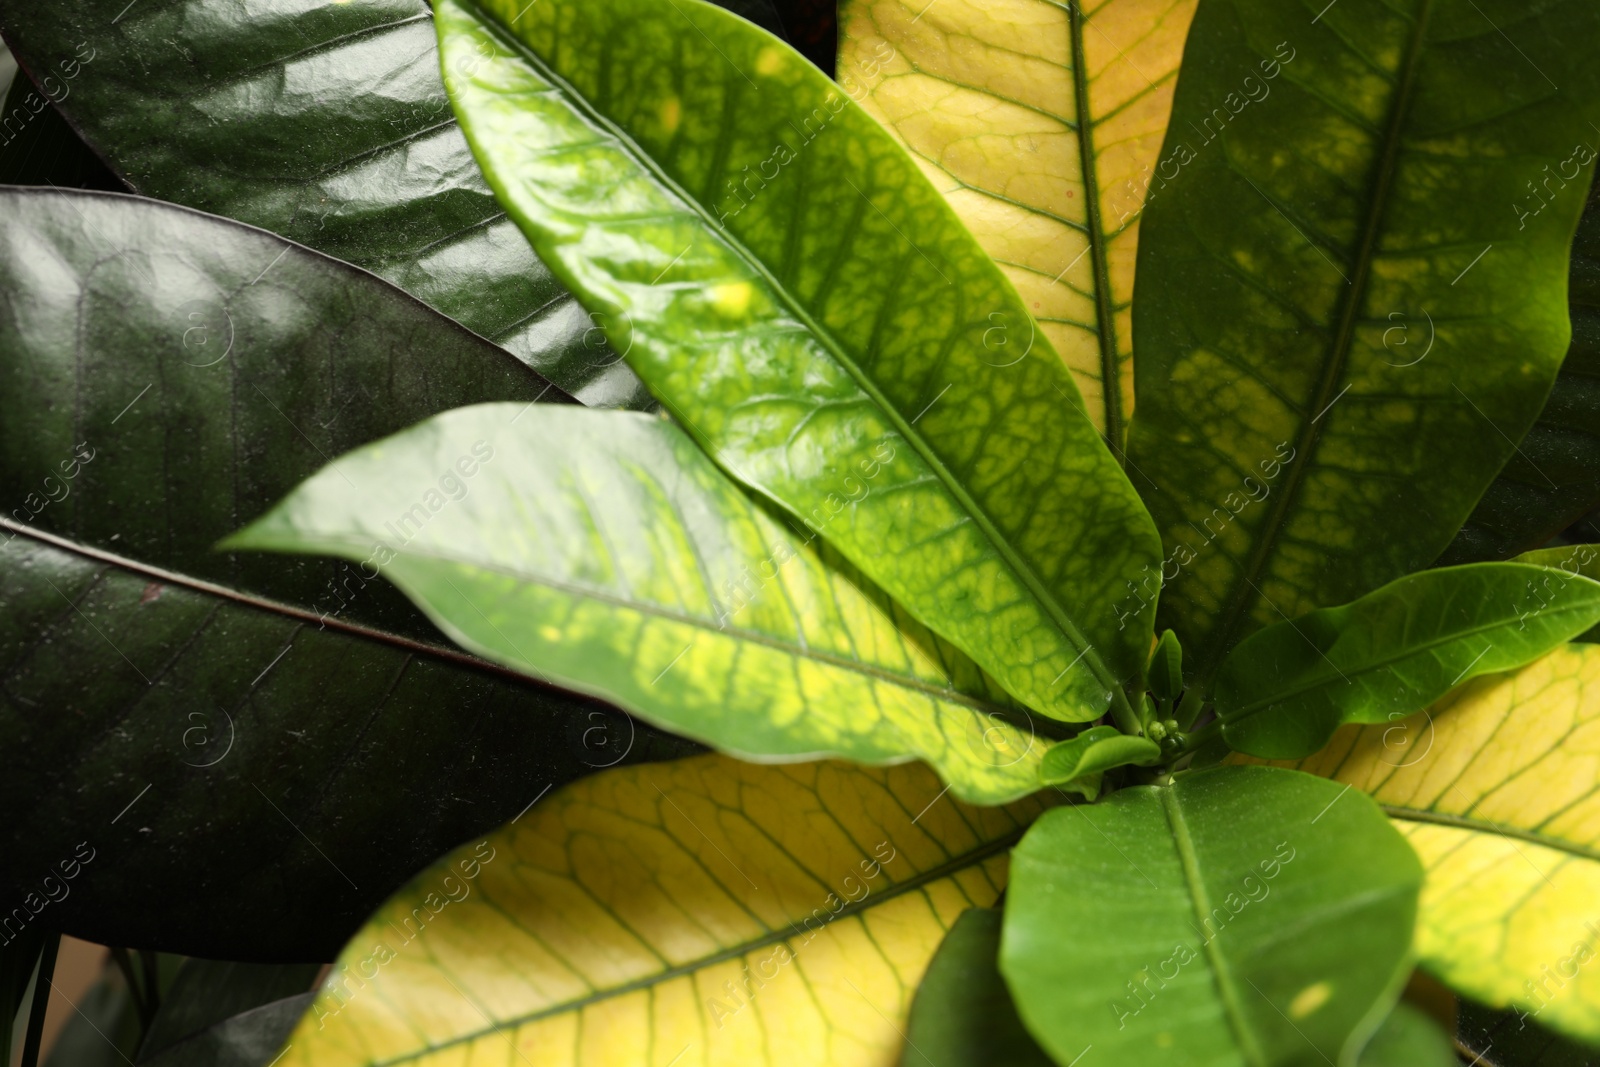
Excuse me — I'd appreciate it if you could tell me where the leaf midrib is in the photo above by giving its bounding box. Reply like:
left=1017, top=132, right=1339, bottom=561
left=1068, top=0, right=1126, bottom=455
left=1222, top=589, right=1600, bottom=720
left=0, top=518, right=554, bottom=691
left=1381, top=805, right=1600, bottom=864
left=1201, top=0, right=1439, bottom=680
left=360, top=826, right=1026, bottom=1067
left=459, top=0, right=1135, bottom=719
left=329, top=535, right=1027, bottom=720
left=1158, top=786, right=1267, bottom=1067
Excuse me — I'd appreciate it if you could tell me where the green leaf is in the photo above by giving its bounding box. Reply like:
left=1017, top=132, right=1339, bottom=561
left=1442, top=184, right=1600, bottom=565
left=0, top=67, right=121, bottom=190
left=1356, top=1003, right=1456, bottom=1067
left=139, top=961, right=319, bottom=1062
left=229, top=403, right=1047, bottom=804
left=1039, top=726, right=1162, bottom=792
left=0, top=0, right=648, bottom=407
left=1215, top=563, right=1600, bottom=759
left=1242, top=644, right=1600, bottom=1045
left=1126, top=0, right=1600, bottom=681
left=1002, top=765, right=1423, bottom=1067
left=901, top=909, right=1054, bottom=1067
left=1518, top=544, right=1600, bottom=642
left=140, top=995, right=315, bottom=1067
left=0, top=188, right=696, bottom=962
left=434, top=0, right=1164, bottom=724
left=837, top=0, right=1199, bottom=447
left=1151, top=629, right=1184, bottom=702
left=276, top=754, right=1052, bottom=1067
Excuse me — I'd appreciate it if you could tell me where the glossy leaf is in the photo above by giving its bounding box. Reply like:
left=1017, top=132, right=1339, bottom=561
left=0, top=0, right=649, bottom=407
left=1038, top=725, right=1162, bottom=791
left=1442, top=183, right=1600, bottom=565
left=230, top=403, right=1047, bottom=803
left=1457, top=997, right=1600, bottom=1067
left=1151, top=628, right=1184, bottom=703
left=1356, top=1003, right=1456, bottom=1067
left=1126, top=0, right=1600, bottom=681
left=1216, top=563, right=1600, bottom=759
left=0, top=67, right=122, bottom=190
left=277, top=754, right=1051, bottom=1067
left=141, top=995, right=316, bottom=1067
left=1251, top=645, right=1600, bottom=1044
left=901, top=908, right=1053, bottom=1067
left=837, top=0, right=1197, bottom=445
left=139, top=960, right=319, bottom=1061
left=1519, top=545, right=1600, bottom=642
left=436, top=0, right=1164, bottom=723
left=0, top=188, right=697, bottom=961
left=1002, top=765, right=1422, bottom=1067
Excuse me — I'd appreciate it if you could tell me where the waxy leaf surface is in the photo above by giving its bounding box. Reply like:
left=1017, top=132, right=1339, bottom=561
left=1003, top=765, right=1422, bottom=1067
left=1216, top=563, right=1600, bottom=758
left=0, top=189, right=695, bottom=961
left=436, top=0, right=1163, bottom=723
left=1126, top=0, right=1600, bottom=680
left=837, top=0, right=1197, bottom=446
left=1252, top=645, right=1600, bottom=1044
left=1355, top=1003, right=1456, bottom=1067
left=1038, top=725, right=1161, bottom=789
left=232, top=403, right=1047, bottom=803
left=0, top=0, right=649, bottom=406
left=278, top=754, right=1051, bottom=1067
left=900, top=908, right=1053, bottom=1067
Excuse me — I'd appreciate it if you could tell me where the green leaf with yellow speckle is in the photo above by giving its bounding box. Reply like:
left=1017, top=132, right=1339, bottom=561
left=1127, top=0, right=1600, bottom=684
left=226, top=403, right=1047, bottom=804
left=433, top=0, right=1163, bottom=724
left=1002, top=765, right=1424, bottom=1067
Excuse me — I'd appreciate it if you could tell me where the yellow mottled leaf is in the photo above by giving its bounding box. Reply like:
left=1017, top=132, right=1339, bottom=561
left=277, top=755, right=1052, bottom=1067
left=1241, top=645, right=1600, bottom=1044
left=839, top=0, right=1197, bottom=445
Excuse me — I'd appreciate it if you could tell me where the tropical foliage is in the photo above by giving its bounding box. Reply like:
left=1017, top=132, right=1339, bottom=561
left=3, top=0, right=1600, bottom=1064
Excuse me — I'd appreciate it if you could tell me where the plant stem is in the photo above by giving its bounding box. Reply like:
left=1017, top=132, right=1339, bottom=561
left=1176, top=718, right=1222, bottom=756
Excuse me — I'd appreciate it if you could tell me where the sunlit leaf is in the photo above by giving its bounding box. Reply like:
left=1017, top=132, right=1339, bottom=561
left=435, top=0, right=1164, bottom=724
left=837, top=0, right=1197, bottom=446
left=277, top=754, right=1051, bottom=1067
left=1246, top=644, right=1600, bottom=1044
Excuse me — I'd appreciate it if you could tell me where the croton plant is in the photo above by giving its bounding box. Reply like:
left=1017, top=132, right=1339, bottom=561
left=2, top=0, right=1600, bottom=1064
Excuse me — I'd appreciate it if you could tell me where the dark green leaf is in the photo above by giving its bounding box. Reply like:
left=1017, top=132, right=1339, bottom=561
left=901, top=909, right=1054, bottom=1067
left=1127, top=0, right=1600, bottom=681
left=138, top=961, right=318, bottom=1062
left=1357, top=1003, right=1456, bottom=1067
left=1457, top=997, right=1600, bottom=1066
left=228, top=403, right=1047, bottom=803
left=1002, top=765, right=1422, bottom=1067
left=1039, top=726, right=1162, bottom=793
left=1215, top=563, right=1600, bottom=759
left=140, top=995, right=314, bottom=1067
left=1150, top=629, right=1183, bottom=703
left=0, top=0, right=648, bottom=407
left=0, top=188, right=696, bottom=961
left=0, top=67, right=121, bottom=190
left=1518, top=544, right=1600, bottom=641
left=1442, top=182, right=1600, bottom=565
left=436, top=0, right=1164, bottom=724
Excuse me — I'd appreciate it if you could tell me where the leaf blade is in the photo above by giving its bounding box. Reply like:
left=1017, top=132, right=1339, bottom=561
left=230, top=403, right=1047, bottom=804
left=1215, top=563, right=1600, bottom=759
left=1002, top=764, right=1423, bottom=1067
left=1246, top=644, right=1600, bottom=1044
left=276, top=754, right=1052, bottom=1067
left=436, top=0, right=1164, bottom=722
left=837, top=0, right=1198, bottom=445
left=1127, top=0, right=1600, bottom=680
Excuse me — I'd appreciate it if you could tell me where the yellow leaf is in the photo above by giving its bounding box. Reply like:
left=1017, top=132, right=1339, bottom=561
left=1238, top=644, right=1600, bottom=1044
left=278, top=754, right=1052, bottom=1066
left=838, top=0, right=1197, bottom=446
